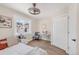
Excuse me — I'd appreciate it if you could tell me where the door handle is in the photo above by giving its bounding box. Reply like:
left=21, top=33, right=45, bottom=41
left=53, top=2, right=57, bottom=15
left=72, top=39, right=76, bottom=42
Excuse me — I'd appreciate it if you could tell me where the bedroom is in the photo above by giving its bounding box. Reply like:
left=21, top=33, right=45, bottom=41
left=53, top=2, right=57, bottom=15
left=0, top=3, right=79, bottom=55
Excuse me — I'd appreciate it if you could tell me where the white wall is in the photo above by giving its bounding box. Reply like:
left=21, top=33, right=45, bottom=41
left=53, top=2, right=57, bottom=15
left=77, top=4, right=79, bottom=55
left=39, top=18, right=52, bottom=33
left=0, top=5, right=36, bottom=46
left=0, top=6, right=18, bottom=46
left=38, top=5, right=69, bottom=46
left=38, top=18, right=52, bottom=41
left=32, top=19, right=39, bottom=33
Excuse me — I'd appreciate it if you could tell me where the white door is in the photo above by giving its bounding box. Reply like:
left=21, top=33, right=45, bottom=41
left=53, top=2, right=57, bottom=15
left=68, top=4, right=77, bottom=55
left=52, top=15, right=68, bottom=52
left=68, top=15, right=77, bottom=55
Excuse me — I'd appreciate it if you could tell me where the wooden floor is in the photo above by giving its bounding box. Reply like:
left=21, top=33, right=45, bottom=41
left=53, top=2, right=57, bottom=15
left=27, top=40, right=67, bottom=55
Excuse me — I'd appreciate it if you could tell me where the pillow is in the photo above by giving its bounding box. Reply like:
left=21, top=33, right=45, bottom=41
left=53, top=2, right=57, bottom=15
left=0, top=38, right=8, bottom=50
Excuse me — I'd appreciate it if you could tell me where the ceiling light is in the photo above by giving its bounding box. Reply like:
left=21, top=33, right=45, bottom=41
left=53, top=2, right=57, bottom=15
left=28, top=3, right=40, bottom=15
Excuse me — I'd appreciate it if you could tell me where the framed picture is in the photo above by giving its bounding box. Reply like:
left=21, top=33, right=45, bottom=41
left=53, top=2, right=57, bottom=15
left=0, top=15, right=12, bottom=28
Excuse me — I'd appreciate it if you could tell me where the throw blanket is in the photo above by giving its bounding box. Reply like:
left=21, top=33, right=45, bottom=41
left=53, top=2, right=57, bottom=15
left=0, top=43, right=47, bottom=55
left=26, top=47, right=48, bottom=55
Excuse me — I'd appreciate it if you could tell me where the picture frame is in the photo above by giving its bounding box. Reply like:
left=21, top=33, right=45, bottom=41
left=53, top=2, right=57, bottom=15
left=0, top=15, right=12, bottom=28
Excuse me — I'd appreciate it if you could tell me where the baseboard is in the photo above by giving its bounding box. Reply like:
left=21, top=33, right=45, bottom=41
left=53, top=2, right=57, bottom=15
left=41, top=38, right=50, bottom=42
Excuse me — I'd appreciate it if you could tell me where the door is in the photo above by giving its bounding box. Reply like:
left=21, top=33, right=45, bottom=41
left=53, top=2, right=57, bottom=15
left=52, top=15, right=68, bottom=52
left=68, top=15, right=77, bottom=55
left=68, top=4, right=77, bottom=55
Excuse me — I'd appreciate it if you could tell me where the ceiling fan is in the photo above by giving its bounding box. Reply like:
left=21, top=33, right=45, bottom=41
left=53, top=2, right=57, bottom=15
left=28, top=3, right=40, bottom=15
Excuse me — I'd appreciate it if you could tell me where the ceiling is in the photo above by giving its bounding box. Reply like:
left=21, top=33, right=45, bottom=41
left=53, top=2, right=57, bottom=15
left=0, top=3, right=70, bottom=20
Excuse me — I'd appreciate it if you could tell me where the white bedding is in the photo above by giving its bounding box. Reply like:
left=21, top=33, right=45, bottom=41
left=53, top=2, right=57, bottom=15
left=0, top=43, right=47, bottom=55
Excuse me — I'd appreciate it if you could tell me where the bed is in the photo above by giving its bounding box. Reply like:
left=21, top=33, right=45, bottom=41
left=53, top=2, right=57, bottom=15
left=0, top=39, right=47, bottom=55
